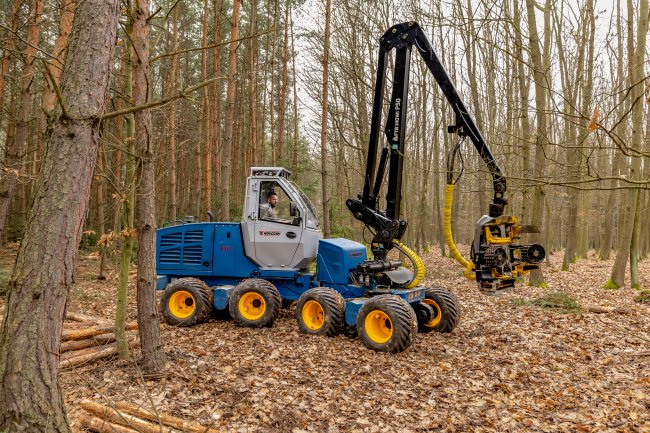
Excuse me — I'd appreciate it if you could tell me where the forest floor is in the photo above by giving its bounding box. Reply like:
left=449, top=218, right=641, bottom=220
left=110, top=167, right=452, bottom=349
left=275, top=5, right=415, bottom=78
left=1, top=243, right=649, bottom=433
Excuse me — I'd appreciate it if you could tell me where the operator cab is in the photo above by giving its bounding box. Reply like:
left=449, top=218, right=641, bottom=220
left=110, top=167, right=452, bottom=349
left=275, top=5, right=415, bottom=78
left=241, top=167, right=322, bottom=270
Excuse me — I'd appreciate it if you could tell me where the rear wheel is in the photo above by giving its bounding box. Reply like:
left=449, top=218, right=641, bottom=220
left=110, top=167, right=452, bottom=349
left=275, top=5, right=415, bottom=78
left=229, top=279, right=281, bottom=328
left=296, top=287, right=345, bottom=337
left=357, top=295, right=417, bottom=353
left=418, top=287, right=461, bottom=333
left=161, top=278, right=213, bottom=327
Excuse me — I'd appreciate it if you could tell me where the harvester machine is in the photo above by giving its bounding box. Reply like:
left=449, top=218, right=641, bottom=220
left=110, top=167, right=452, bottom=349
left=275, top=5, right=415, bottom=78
left=155, top=22, right=544, bottom=353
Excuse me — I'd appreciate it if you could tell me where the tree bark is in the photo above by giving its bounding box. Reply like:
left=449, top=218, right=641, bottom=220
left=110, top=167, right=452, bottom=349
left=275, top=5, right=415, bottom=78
left=0, top=1, right=120, bottom=431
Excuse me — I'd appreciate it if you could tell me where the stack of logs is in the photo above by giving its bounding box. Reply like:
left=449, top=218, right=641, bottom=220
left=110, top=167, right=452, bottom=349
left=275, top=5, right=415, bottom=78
left=61, top=312, right=139, bottom=369
left=79, top=400, right=221, bottom=433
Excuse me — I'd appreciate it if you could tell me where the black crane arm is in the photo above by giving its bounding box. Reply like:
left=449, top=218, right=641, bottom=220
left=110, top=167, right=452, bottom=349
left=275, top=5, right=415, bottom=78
left=346, top=21, right=506, bottom=259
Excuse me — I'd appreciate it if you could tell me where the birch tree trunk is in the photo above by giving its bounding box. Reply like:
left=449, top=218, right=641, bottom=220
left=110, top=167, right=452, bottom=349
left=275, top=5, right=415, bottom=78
left=0, top=1, right=120, bottom=430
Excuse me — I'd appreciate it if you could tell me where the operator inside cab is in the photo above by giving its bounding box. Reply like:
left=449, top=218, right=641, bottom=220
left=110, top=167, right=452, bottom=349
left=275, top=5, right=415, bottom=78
left=258, top=182, right=298, bottom=225
left=259, top=190, right=279, bottom=219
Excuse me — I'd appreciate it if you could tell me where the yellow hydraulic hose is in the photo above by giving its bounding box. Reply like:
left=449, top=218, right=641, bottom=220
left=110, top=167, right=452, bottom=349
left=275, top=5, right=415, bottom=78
left=392, top=240, right=425, bottom=288
left=444, top=183, right=476, bottom=279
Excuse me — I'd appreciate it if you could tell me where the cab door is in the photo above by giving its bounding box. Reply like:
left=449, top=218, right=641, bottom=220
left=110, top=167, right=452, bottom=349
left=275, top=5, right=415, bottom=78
left=252, top=180, right=302, bottom=268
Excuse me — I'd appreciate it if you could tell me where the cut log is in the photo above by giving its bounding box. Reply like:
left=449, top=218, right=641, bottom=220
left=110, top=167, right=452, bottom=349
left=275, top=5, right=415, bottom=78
left=60, top=334, right=116, bottom=353
left=80, top=400, right=176, bottom=433
left=78, top=413, right=140, bottom=433
left=60, top=340, right=140, bottom=369
left=62, top=322, right=138, bottom=341
left=115, top=401, right=221, bottom=433
left=62, top=340, right=122, bottom=361
left=66, top=312, right=109, bottom=324
left=585, top=306, right=632, bottom=314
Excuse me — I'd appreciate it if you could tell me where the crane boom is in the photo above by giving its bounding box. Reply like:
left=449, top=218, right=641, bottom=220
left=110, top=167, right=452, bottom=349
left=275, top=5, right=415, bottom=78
left=347, top=21, right=545, bottom=294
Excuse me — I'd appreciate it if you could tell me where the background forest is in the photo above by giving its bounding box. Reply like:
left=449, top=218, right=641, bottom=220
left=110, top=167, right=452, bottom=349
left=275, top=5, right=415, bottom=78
left=0, top=0, right=649, bottom=286
left=0, top=0, right=649, bottom=432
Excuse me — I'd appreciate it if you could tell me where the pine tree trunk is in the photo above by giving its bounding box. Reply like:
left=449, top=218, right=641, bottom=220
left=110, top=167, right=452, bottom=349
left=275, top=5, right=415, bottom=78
left=212, top=0, right=224, bottom=191
left=0, top=0, right=21, bottom=152
left=320, top=0, right=332, bottom=238
left=0, top=1, right=120, bottom=430
left=276, top=4, right=290, bottom=164
left=0, top=0, right=44, bottom=244
left=220, top=0, right=242, bottom=221
left=269, top=0, right=279, bottom=165
left=200, top=0, right=212, bottom=218
left=247, top=0, right=258, bottom=167
left=129, top=0, right=166, bottom=372
left=165, top=6, right=179, bottom=222
left=41, top=0, right=75, bottom=115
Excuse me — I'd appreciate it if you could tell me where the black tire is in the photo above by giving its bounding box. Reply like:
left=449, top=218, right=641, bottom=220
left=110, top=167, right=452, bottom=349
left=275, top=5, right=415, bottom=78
left=229, top=278, right=281, bottom=328
left=296, top=287, right=345, bottom=337
left=418, top=287, right=461, bottom=333
left=356, top=295, right=417, bottom=353
left=160, top=278, right=213, bottom=327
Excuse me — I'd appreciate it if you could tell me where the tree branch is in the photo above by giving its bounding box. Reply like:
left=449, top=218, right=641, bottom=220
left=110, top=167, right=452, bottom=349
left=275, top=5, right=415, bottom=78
left=150, top=29, right=273, bottom=63
left=41, top=59, right=70, bottom=119
left=100, top=77, right=218, bottom=120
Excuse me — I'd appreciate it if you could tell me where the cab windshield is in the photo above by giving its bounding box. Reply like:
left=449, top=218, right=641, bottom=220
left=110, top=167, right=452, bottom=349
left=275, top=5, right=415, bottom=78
left=288, top=181, right=320, bottom=229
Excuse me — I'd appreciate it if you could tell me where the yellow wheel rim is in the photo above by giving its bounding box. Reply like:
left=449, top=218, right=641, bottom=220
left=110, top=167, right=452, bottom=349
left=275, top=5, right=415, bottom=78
left=169, top=290, right=196, bottom=319
left=422, top=299, right=442, bottom=327
left=365, top=310, right=393, bottom=344
left=238, top=292, right=266, bottom=320
left=302, top=300, right=325, bottom=330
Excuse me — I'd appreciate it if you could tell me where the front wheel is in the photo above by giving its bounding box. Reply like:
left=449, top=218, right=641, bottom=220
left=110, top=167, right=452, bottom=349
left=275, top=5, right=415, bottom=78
left=417, top=287, right=461, bottom=333
left=229, top=279, right=281, bottom=328
left=160, top=278, right=213, bottom=327
left=357, top=295, right=417, bottom=353
left=296, top=287, right=345, bottom=337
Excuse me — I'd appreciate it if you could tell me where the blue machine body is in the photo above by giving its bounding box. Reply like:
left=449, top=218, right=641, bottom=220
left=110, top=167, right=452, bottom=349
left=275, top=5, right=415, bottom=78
left=156, top=222, right=425, bottom=323
left=317, top=238, right=367, bottom=298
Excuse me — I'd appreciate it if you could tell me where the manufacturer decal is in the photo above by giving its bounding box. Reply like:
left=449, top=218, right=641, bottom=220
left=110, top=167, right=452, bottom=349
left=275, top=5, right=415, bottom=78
left=392, top=98, right=401, bottom=141
left=349, top=251, right=363, bottom=258
left=259, top=230, right=281, bottom=236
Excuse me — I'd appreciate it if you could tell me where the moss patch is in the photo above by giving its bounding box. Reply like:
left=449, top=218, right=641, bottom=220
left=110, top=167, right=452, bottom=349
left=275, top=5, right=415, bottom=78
left=634, top=290, right=650, bottom=305
left=512, top=291, right=582, bottom=314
